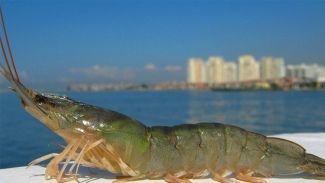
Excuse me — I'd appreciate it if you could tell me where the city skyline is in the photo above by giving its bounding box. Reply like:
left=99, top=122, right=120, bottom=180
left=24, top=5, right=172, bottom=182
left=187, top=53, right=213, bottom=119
left=0, top=53, right=324, bottom=88
left=188, top=54, right=325, bottom=85
left=0, top=0, right=324, bottom=87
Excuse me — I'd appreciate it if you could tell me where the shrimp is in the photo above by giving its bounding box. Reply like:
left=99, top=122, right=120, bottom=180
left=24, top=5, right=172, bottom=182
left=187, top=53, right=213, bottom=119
left=0, top=7, right=325, bottom=183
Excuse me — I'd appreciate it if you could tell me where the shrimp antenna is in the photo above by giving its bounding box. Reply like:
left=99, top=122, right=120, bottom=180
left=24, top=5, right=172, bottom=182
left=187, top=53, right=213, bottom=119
left=0, top=29, right=15, bottom=81
left=0, top=6, right=19, bottom=82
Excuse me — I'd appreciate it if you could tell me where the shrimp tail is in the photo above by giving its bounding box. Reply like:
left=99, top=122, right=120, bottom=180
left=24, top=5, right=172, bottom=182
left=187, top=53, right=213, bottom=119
left=302, top=153, right=325, bottom=176
left=263, top=137, right=325, bottom=177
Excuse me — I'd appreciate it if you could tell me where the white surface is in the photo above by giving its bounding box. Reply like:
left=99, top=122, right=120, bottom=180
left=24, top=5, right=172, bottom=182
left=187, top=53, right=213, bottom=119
left=0, top=133, right=325, bottom=183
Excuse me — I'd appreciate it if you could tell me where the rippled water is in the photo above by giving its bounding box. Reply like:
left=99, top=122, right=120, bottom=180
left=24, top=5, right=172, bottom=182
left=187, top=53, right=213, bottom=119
left=0, top=90, right=324, bottom=168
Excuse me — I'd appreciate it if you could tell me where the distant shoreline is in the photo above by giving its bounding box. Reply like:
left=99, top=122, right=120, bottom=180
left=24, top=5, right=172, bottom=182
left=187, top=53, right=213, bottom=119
left=0, top=79, right=324, bottom=93
left=1, top=86, right=324, bottom=93
left=62, top=79, right=325, bottom=92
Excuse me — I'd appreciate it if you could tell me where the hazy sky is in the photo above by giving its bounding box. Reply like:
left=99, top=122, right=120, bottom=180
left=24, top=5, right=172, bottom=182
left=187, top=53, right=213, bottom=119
left=0, top=0, right=325, bottom=86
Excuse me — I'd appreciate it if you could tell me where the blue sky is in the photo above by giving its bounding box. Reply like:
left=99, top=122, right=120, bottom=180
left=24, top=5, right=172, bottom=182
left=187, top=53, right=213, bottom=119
left=0, top=0, right=325, bottom=86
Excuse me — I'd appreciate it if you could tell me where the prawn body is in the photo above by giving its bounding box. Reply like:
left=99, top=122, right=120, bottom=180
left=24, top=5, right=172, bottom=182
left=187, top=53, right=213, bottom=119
left=0, top=8, right=324, bottom=183
left=21, top=93, right=325, bottom=182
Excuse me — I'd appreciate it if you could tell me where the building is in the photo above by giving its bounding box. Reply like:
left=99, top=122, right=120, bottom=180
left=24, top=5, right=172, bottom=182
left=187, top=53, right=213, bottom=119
left=305, top=64, right=320, bottom=79
left=260, top=57, right=285, bottom=80
left=260, top=57, right=273, bottom=80
left=223, top=62, right=237, bottom=82
left=238, top=55, right=260, bottom=81
left=317, top=66, right=325, bottom=82
left=187, top=58, right=206, bottom=84
left=206, top=56, right=224, bottom=84
left=286, top=64, right=325, bottom=81
left=273, top=57, right=286, bottom=79
left=286, top=65, right=304, bottom=79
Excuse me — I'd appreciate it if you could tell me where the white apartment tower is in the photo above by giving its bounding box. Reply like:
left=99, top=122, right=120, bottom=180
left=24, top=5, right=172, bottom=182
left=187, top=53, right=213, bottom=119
left=260, top=57, right=273, bottom=80
left=239, top=55, right=260, bottom=81
left=223, top=62, right=238, bottom=82
left=261, top=57, right=285, bottom=80
left=286, top=64, right=324, bottom=80
left=273, top=57, right=286, bottom=79
left=206, top=56, right=224, bottom=84
left=187, top=58, right=206, bottom=84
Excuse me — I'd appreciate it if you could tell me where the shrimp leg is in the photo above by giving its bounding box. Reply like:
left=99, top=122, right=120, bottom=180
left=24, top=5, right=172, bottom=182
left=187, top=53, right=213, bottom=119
left=164, top=174, right=192, bottom=183
left=27, top=153, right=59, bottom=168
left=45, top=141, right=76, bottom=180
left=235, top=169, right=266, bottom=183
left=112, top=175, right=146, bottom=183
left=68, top=141, right=89, bottom=176
left=56, top=138, right=82, bottom=182
left=211, top=169, right=239, bottom=183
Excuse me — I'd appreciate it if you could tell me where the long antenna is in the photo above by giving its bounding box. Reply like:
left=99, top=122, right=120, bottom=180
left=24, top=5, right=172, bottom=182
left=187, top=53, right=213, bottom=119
left=0, top=32, right=15, bottom=80
left=0, top=6, right=19, bottom=81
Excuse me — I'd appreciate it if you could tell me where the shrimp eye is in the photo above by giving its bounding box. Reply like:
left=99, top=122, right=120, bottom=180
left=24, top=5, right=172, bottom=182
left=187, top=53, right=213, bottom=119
left=35, top=95, right=46, bottom=104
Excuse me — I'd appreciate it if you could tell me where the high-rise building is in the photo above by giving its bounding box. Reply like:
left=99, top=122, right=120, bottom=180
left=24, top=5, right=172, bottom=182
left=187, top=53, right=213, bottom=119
left=260, top=57, right=273, bottom=80
left=223, top=62, right=237, bottom=82
left=187, top=58, right=206, bottom=84
left=260, top=57, right=285, bottom=80
left=273, top=57, right=286, bottom=79
left=206, top=56, right=224, bottom=84
left=286, top=64, right=324, bottom=80
left=316, top=66, right=325, bottom=82
left=305, top=64, right=320, bottom=79
left=238, top=55, right=260, bottom=81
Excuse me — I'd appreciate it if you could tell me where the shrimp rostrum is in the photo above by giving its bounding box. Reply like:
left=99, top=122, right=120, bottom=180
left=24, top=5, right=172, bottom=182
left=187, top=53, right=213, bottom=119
left=0, top=9, right=325, bottom=183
